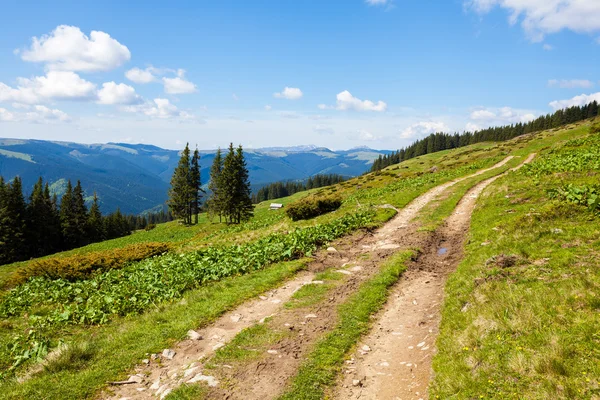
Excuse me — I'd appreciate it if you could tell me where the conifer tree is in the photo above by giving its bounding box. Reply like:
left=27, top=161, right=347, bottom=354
left=72, top=180, right=89, bottom=247
left=234, top=145, right=254, bottom=223
left=168, top=143, right=194, bottom=225
left=190, top=147, right=202, bottom=224
left=0, top=177, right=27, bottom=263
left=87, top=192, right=105, bottom=242
left=207, top=148, right=224, bottom=222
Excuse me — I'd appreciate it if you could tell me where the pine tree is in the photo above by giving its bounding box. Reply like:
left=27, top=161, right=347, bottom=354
left=220, top=144, right=237, bottom=224
left=87, top=192, right=104, bottom=242
left=207, top=148, right=224, bottom=222
left=0, top=177, right=27, bottom=264
left=169, top=143, right=194, bottom=225
left=234, top=145, right=254, bottom=223
left=190, top=147, right=202, bottom=224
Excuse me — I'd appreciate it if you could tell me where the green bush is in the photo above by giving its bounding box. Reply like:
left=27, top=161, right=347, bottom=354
left=285, top=195, right=342, bottom=221
left=590, top=123, right=600, bottom=134
left=7, top=242, right=170, bottom=287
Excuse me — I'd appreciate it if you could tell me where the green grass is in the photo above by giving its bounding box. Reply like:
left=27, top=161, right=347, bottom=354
left=431, top=127, right=600, bottom=399
left=164, top=384, right=207, bottom=400
left=0, top=259, right=308, bottom=400
left=284, top=282, right=333, bottom=310
left=278, top=250, right=415, bottom=400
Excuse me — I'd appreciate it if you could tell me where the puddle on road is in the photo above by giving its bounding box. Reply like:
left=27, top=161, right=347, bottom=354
left=437, top=247, right=448, bottom=255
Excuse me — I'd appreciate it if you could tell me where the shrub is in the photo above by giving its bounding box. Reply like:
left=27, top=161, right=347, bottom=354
left=7, top=242, right=170, bottom=287
left=286, top=195, right=342, bottom=221
left=145, top=223, right=157, bottom=231
left=590, top=123, right=600, bottom=134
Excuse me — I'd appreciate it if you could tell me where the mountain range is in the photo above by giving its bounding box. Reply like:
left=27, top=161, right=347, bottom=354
left=0, top=139, right=391, bottom=215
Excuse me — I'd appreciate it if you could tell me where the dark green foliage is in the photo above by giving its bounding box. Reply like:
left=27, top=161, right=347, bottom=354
left=285, top=195, right=342, bottom=221
left=549, top=184, right=600, bottom=214
left=168, top=144, right=203, bottom=225
left=252, top=174, right=347, bottom=203
left=372, top=101, right=600, bottom=172
left=0, top=177, right=27, bottom=264
left=6, top=242, right=170, bottom=287
left=190, top=147, right=202, bottom=224
left=212, top=143, right=254, bottom=224
left=207, top=147, right=224, bottom=222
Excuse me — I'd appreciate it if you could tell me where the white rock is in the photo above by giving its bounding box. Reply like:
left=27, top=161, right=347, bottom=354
left=350, top=266, right=363, bottom=272
left=335, top=270, right=353, bottom=275
left=187, top=374, right=219, bottom=387
left=155, top=384, right=169, bottom=395
left=162, top=349, right=176, bottom=360
left=362, top=345, right=371, bottom=352
left=142, top=359, right=150, bottom=365
left=187, top=330, right=203, bottom=340
left=267, top=350, right=278, bottom=355
left=150, top=379, right=161, bottom=390
left=327, top=247, right=338, bottom=253
left=259, top=295, right=268, bottom=300
left=128, top=374, right=144, bottom=384
left=136, top=388, right=146, bottom=392
left=212, top=343, right=225, bottom=351
left=417, top=342, right=425, bottom=348
left=352, top=379, right=362, bottom=387
left=184, top=366, right=201, bottom=378
left=160, top=389, right=172, bottom=399
left=305, top=314, right=318, bottom=319
left=230, top=314, right=242, bottom=323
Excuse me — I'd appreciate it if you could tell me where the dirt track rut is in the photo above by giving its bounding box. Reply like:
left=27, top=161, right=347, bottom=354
left=333, top=154, right=535, bottom=400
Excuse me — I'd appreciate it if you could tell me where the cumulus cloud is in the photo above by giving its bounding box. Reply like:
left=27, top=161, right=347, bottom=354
left=400, top=121, right=449, bottom=139
left=162, top=69, right=197, bottom=94
left=313, top=125, right=334, bottom=135
left=97, top=82, right=142, bottom=105
left=548, top=79, right=594, bottom=89
left=264, top=105, right=272, bottom=111
left=549, top=91, right=600, bottom=110
left=0, top=71, right=97, bottom=104
left=122, top=98, right=195, bottom=120
left=333, top=90, right=387, bottom=112
left=20, top=25, right=130, bottom=72
left=273, top=87, right=303, bottom=100
left=125, top=67, right=156, bottom=84
left=468, top=106, right=537, bottom=127
left=0, top=105, right=70, bottom=123
left=466, top=0, right=600, bottom=42
left=358, top=129, right=382, bottom=141
left=466, top=122, right=482, bottom=132
left=365, top=0, right=389, bottom=5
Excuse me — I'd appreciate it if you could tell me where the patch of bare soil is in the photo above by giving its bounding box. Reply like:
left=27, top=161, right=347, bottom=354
left=101, top=156, right=517, bottom=400
left=333, top=154, right=535, bottom=400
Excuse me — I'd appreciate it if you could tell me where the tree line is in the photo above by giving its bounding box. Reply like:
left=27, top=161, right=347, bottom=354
left=0, top=177, right=153, bottom=265
left=168, top=143, right=253, bottom=224
left=251, top=174, right=347, bottom=203
left=372, top=101, right=600, bottom=171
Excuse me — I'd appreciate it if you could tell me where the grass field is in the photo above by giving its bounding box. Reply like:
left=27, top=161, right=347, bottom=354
left=0, top=120, right=597, bottom=400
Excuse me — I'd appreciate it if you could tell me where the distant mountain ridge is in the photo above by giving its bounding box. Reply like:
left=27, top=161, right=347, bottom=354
left=0, top=139, right=391, bottom=215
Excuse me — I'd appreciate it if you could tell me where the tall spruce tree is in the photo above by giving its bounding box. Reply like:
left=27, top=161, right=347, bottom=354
left=0, top=177, right=27, bottom=264
left=207, top=148, right=224, bottom=222
left=219, top=143, right=253, bottom=224
left=168, top=143, right=194, bottom=225
left=27, top=177, right=56, bottom=257
left=234, top=145, right=254, bottom=223
left=87, top=192, right=104, bottom=242
left=190, top=147, right=202, bottom=224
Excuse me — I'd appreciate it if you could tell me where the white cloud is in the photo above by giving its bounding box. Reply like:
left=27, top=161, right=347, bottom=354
left=543, top=43, right=554, bottom=50
left=232, top=93, right=239, bottom=101
left=358, top=129, right=382, bottom=141
left=273, top=87, right=303, bottom=100
left=20, top=25, right=130, bottom=72
left=313, top=125, right=334, bottom=135
left=125, top=67, right=156, bottom=84
left=162, top=69, right=197, bottom=94
left=334, top=90, right=387, bottom=112
left=468, top=106, right=537, bottom=126
left=365, top=0, right=389, bottom=4
left=549, top=91, right=600, bottom=110
left=466, top=0, right=600, bottom=42
left=264, top=105, right=272, bottom=111
left=97, top=82, right=142, bottom=105
left=548, top=79, right=594, bottom=89
left=400, top=121, right=449, bottom=139
left=0, top=71, right=97, bottom=104
left=466, top=122, right=482, bottom=132
left=0, top=105, right=70, bottom=123
left=122, top=98, right=195, bottom=120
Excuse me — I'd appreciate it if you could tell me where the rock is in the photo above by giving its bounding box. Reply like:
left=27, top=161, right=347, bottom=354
left=162, top=349, right=176, bottom=360
left=150, top=379, right=161, bottom=390
left=142, top=359, right=150, bottom=365
left=350, top=266, right=363, bottom=272
left=230, top=314, right=242, bottom=323
left=212, top=343, right=225, bottom=351
left=160, top=389, right=172, bottom=399
left=155, top=384, right=169, bottom=396
left=267, top=350, right=278, bottom=355
left=259, top=295, right=268, bottom=300
left=136, top=388, right=146, bottom=392
left=361, top=345, right=371, bottom=352
left=305, top=314, right=318, bottom=319
left=307, top=280, right=324, bottom=285
left=352, top=379, right=362, bottom=387
left=128, top=374, right=144, bottom=384
left=187, top=374, right=219, bottom=387
left=429, top=166, right=438, bottom=173
left=184, top=366, right=201, bottom=378
left=552, top=228, right=564, bottom=234
left=150, top=353, right=159, bottom=360
left=187, top=330, right=203, bottom=340
left=335, top=270, right=353, bottom=275
left=327, top=247, right=338, bottom=253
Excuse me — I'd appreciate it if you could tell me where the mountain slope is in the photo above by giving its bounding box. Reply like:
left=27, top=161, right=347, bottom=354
left=0, top=139, right=390, bottom=214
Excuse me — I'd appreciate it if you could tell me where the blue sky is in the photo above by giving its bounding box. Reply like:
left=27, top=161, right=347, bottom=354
left=1, top=0, right=599, bottom=150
